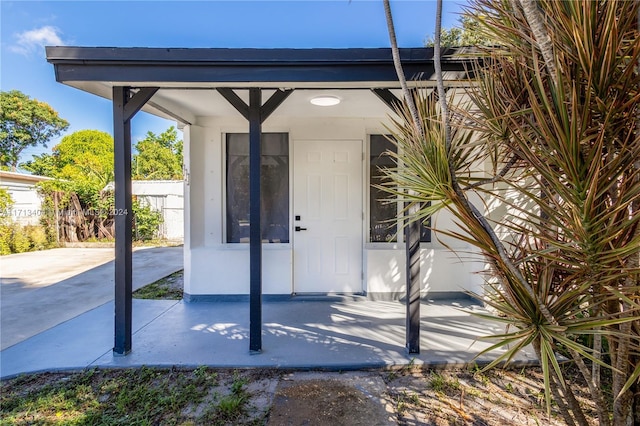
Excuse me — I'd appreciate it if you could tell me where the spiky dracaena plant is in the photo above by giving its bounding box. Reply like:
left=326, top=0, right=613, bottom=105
left=383, top=0, right=640, bottom=424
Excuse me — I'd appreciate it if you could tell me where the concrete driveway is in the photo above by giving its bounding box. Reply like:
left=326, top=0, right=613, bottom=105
left=0, top=246, right=183, bottom=350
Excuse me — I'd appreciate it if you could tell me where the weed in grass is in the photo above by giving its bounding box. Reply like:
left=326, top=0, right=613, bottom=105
left=217, top=393, right=248, bottom=417
left=447, top=375, right=461, bottom=391
left=427, top=372, right=462, bottom=397
left=404, top=357, right=416, bottom=372
left=394, top=389, right=423, bottom=416
left=201, top=372, right=251, bottom=425
left=526, top=387, right=546, bottom=406
left=429, top=372, right=446, bottom=392
left=231, top=372, right=248, bottom=394
left=396, top=392, right=408, bottom=414
left=473, top=370, right=490, bottom=386
left=385, top=369, right=398, bottom=381
left=463, top=385, right=484, bottom=399
left=506, top=382, right=514, bottom=393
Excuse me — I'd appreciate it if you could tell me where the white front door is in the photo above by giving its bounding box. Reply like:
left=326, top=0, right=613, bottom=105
left=293, top=140, right=363, bottom=294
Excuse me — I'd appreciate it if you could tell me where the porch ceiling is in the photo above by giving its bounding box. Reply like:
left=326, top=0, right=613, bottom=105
left=170, top=88, right=403, bottom=119
left=64, top=83, right=436, bottom=125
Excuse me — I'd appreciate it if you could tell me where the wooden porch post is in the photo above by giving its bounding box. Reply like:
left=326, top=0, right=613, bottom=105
left=217, top=88, right=292, bottom=353
left=372, top=88, right=421, bottom=354
left=248, top=88, right=263, bottom=353
left=405, top=216, right=421, bottom=354
left=112, top=86, right=158, bottom=356
left=113, top=86, right=133, bottom=356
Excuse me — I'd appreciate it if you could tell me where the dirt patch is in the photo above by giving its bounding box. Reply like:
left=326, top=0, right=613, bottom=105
left=267, top=372, right=394, bottom=426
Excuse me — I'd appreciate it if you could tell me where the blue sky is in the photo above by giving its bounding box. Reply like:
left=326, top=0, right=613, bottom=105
left=1, top=0, right=465, bottom=168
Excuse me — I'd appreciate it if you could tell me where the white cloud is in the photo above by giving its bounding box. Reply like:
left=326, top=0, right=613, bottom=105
left=10, top=26, right=66, bottom=57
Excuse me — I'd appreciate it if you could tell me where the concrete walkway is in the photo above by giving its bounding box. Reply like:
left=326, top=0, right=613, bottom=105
left=0, top=297, right=537, bottom=379
left=0, top=246, right=183, bottom=350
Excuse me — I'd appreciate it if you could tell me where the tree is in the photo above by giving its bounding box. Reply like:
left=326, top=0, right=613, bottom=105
left=24, top=130, right=114, bottom=182
left=21, top=130, right=115, bottom=242
left=22, top=129, right=115, bottom=207
left=20, top=152, right=58, bottom=178
left=425, top=15, right=490, bottom=47
left=23, top=128, right=168, bottom=242
left=0, top=90, right=69, bottom=171
left=132, top=126, right=183, bottom=180
left=54, top=130, right=114, bottom=184
left=384, top=1, right=640, bottom=424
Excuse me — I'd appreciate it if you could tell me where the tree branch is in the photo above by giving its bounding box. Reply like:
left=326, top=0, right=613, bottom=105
left=383, top=0, right=423, bottom=138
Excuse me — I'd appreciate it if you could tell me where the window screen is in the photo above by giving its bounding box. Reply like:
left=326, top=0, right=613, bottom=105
left=226, top=133, right=289, bottom=243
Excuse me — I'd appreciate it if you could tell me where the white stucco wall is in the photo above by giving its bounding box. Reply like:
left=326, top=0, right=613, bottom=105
left=182, top=116, right=485, bottom=299
left=364, top=202, right=485, bottom=299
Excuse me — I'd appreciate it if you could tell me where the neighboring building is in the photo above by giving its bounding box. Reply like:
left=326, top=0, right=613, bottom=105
left=0, top=171, right=52, bottom=226
left=46, top=46, right=481, bottom=354
left=105, top=180, right=185, bottom=241
left=132, top=180, right=184, bottom=241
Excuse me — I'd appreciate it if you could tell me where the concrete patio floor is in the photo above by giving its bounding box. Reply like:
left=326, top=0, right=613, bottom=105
left=1, top=246, right=183, bottom=350
left=0, top=297, right=537, bottom=379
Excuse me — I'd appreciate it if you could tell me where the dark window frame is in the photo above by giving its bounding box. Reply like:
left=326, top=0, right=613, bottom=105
left=370, top=135, right=398, bottom=243
left=369, top=134, right=431, bottom=244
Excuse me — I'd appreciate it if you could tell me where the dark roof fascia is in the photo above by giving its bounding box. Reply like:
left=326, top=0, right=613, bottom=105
left=45, top=47, right=473, bottom=84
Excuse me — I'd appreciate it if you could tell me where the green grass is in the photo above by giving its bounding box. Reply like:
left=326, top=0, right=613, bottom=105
left=0, top=367, right=261, bottom=426
left=202, top=373, right=251, bottom=425
left=428, top=371, right=460, bottom=393
left=133, top=270, right=183, bottom=300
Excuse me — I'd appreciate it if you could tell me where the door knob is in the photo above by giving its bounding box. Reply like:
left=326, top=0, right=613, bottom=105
left=295, top=226, right=307, bottom=232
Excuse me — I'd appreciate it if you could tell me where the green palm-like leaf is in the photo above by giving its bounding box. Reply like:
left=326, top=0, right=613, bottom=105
left=384, top=1, right=640, bottom=424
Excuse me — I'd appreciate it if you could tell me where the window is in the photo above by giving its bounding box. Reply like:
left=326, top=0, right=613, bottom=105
left=226, top=133, right=289, bottom=243
left=369, top=135, right=431, bottom=243
left=370, top=135, right=398, bottom=242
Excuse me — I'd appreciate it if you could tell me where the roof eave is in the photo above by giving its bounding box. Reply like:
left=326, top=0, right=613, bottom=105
left=45, top=46, right=474, bottom=85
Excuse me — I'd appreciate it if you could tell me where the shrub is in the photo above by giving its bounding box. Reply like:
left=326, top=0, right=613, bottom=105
left=0, top=188, right=13, bottom=225
left=9, top=224, right=30, bottom=253
left=25, top=225, right=49, bottom=250
left=0, top=224, right=11, bottom=254
left=132, top=199, right=163, bottom=241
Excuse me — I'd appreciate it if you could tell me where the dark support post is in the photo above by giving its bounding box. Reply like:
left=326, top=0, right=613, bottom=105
left=113, top=86, right=133, bottom=356
left=373, top=87, right=422, bottom=353
left=405, top=211, right=421, bottom=354
left=112, top=86, right=158, bottom=356
left=217, top=88, right=292, bottom=354
left=249, top=88, right=263, bottom=353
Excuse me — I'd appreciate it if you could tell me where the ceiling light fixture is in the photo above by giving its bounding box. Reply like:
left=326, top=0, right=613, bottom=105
left=310, top=95, right=341, bottom=106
